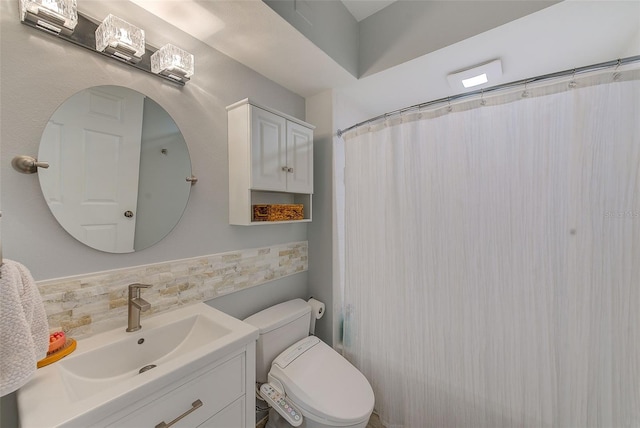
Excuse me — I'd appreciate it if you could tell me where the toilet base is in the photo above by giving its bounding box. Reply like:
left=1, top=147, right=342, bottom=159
left=266, top=408, right=369, bottom=428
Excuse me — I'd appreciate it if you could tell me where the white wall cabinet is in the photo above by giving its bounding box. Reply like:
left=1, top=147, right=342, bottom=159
left=228, top=99, right=314, bottom=225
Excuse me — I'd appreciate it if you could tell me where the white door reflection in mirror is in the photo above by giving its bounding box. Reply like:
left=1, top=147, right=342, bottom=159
left=40, top=87, right=143, bottom=253
left=37, top=86, right=192, bottom=253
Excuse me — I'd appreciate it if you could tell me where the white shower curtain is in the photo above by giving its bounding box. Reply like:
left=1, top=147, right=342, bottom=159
left=342, top=74, right=640, bottom=427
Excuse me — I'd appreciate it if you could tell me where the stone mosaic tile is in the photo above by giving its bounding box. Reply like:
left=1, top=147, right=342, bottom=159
left=37, top=241, right=308, bottom=339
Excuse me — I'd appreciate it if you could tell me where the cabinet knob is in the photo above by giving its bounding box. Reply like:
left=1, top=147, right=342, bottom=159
left=287, top=167, right=294, bottom=173
left=281, top=166, right=288, bottom=172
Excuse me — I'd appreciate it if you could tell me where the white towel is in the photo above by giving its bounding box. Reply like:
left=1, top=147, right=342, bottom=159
left=0, top=260, right=49, bottom=397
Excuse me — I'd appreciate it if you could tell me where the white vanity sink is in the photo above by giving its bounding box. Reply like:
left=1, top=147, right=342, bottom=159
left=18, top=303, right=259, bottom=427
left=58, top=310, right=232, bottom=400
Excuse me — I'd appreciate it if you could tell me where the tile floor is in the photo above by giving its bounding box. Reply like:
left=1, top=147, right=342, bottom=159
left=367, top=412, right=383, bottom=428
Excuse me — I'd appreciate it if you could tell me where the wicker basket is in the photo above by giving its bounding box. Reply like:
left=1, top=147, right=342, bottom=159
left=252, top=204, right=304, bottom=222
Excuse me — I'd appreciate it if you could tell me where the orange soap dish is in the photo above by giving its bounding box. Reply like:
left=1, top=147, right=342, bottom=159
left=37, top=339, right=77, bottom=368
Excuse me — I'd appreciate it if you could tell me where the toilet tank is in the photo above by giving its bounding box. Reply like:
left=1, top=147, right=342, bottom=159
left=243, top=299, right=311, bottom=383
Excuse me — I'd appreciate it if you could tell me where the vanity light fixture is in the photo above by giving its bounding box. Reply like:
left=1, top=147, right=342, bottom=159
left=95, top=14, right=145, bottom=63
left=447, top=59, right=502, bottom=91
left=151, top=44, right=195, bottom=83
left=20, top=6, right=189, bottom=85
left=19, top=0, right=78, bottom=35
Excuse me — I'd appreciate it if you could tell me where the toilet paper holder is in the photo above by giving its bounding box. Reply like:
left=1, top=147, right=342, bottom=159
left=307, top=297, right=325, bottom=335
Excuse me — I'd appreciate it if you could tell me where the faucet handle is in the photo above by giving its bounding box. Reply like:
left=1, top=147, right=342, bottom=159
left=128, top=283, right=152, bottom=298
left=129, top=283, right=152, bottom=290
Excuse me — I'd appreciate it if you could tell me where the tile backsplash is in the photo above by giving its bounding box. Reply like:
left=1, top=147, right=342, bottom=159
left=37, top=241, right=308, bottom=339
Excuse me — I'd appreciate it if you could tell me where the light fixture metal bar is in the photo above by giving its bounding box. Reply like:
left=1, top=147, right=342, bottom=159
left=21, top=11, right=185, bottom=86
left=337, top=55, right=640, bottom=137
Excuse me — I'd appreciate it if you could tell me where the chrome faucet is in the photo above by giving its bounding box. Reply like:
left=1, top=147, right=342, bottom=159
left=126, top=283, right=152, bottom=332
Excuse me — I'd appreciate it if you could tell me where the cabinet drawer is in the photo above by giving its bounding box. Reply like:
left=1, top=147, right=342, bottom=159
left=108, top=355, right=244, bottom=428
left=198, top=397, right=245, bottom=427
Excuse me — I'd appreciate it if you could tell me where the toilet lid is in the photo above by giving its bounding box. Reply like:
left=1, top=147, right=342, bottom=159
left=269, top=337, right=374, bottom=426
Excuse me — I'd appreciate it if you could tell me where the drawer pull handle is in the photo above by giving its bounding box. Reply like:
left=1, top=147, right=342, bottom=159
left=155, top=399, right=203, bottom=428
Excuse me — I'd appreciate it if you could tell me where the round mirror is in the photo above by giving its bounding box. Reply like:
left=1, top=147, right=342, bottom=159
left=38, top=85, right=192, bottom=253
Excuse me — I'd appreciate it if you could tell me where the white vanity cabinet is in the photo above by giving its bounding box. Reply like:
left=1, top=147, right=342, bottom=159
left=17, top=303, right=259, bottom=428
left=227, top=99, right=314, bottom=225
left=99, top=345, right=255, bottom=428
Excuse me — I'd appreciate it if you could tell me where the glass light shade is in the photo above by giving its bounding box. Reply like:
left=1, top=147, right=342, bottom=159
left=95, top=14, right=145, bottom=63
left=151, top=44, right=195, bottom=82
left=20, top=0, right=78, bottom=34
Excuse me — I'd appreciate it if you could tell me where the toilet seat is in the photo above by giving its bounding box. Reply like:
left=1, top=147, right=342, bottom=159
left=268, top=336, right=374, bottom=426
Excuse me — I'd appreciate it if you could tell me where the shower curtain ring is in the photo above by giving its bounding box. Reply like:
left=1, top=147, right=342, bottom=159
left=568, top=69, right=578, bottom=88
left=522, top=81, right=530, bottom=98
left=447, top=97, right=453, bottom=112
left=613, top=59, right=622, bottom=81
left=480, top=89, right=486, bottom=106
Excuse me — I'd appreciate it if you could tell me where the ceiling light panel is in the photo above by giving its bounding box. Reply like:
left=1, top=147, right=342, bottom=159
left=447, top=59, right=502, bottom=92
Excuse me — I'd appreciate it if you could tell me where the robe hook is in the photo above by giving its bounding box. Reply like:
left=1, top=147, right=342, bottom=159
left=12, top=155, right=49, bottom=174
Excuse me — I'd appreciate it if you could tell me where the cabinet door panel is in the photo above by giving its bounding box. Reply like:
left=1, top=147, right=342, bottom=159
left=286, top=121, right=314, bottom=194
left=107, top=355, right=244, bottom=428
left=250, top=106, right=287, bottom=191
left=198, top=397, right=245, bottom=427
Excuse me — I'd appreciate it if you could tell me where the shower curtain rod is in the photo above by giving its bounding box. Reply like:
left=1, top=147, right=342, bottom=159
left=336, top=55, right=640, bottom=137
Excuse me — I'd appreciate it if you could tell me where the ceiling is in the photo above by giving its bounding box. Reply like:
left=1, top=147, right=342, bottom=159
left=338, top=1, right=640, bottom=118
left=79, top=1, right=639, bottom=118
left=341, top=0, right=397, bottom=21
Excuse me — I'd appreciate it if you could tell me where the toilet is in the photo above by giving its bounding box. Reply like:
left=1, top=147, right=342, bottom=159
left=244, top=299, right=374, bottom=428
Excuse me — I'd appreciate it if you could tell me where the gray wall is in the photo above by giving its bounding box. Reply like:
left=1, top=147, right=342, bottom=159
left=304, top=89, right=374, bottom=348
left=1, top=2, right=314, bottom=423
left=1, top=1, right=308, bottom=281
left=135, top=97, right=192, bottom=251
left=206, top=277, right=309, bottom=322
left=264, top=0, right=359, bottom=77
left=306, top=90, right=335, bottom=345
left=359, top=0, right=559, bottom=77
left=263, top=0, right=558, bottom=79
